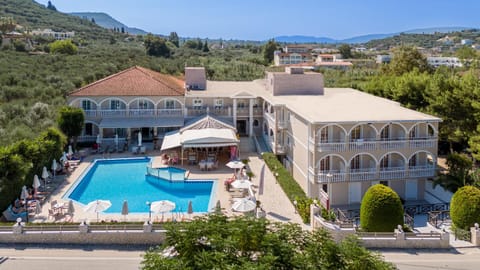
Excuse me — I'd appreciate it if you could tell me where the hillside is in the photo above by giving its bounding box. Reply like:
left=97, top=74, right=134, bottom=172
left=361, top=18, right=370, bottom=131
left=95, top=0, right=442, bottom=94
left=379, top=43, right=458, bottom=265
left=0, top=0, right=113, bottom=40
left=70, top=12, right=147, bottom=35
left=274, top=27, right=476, bottom=44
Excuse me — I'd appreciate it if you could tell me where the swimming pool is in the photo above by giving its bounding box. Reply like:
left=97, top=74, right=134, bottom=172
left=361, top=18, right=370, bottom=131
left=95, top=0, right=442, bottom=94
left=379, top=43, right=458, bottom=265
left=65, top=157, right=216, bottom=214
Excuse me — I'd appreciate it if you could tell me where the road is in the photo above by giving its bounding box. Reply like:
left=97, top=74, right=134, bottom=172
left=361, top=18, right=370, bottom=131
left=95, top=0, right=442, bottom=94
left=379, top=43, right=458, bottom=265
left=0, top=246, right=144, bottom=270
left=382, top=248, right=480, bottom=270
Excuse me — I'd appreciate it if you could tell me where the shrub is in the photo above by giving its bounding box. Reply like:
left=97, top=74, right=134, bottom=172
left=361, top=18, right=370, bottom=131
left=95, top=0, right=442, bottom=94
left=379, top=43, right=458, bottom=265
left=360, top=184, right=404, bottom=232
left=450, top=186, right=480, bottom=230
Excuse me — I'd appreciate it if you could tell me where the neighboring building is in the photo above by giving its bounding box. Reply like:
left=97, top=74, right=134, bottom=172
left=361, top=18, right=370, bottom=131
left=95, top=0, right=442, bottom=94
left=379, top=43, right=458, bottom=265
left=376, top=55, right=392, bottom=64
left=68, top=66, right=441, bottom=210
left=274, top=51, right=312, bottom=66
left=283, top=45, right=310, bottom=54
left=315, top=54, right=353, bottom=69
left=461, top=39, right=473, bottom=45
left=427, top=56, right=462, bottom=68
left=31, top=28, right=75, bottom=40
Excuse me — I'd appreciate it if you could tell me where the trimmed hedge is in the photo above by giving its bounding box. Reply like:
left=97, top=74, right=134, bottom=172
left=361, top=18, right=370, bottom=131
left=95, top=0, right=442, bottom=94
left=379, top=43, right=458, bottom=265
left=450, top=186, right=480, bottom=230
left=262, top=153, right=309, bottom=222
left=360, top=184, right=404, bottom=232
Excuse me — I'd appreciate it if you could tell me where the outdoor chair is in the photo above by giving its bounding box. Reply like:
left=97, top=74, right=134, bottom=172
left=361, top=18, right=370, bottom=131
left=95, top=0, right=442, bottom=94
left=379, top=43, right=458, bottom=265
left=206, top=162, right=213, bottom=171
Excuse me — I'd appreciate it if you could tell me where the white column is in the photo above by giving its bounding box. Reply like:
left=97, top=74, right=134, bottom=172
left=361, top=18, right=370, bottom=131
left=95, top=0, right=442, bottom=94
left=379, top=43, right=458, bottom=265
left=249, top=99, right=254, bottom=137
left=233, top=99, right=237, bottom=128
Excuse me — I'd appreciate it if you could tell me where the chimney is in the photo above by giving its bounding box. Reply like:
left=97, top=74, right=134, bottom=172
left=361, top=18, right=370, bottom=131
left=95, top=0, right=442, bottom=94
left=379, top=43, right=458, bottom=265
left=185, top=67, right=206, bottom=90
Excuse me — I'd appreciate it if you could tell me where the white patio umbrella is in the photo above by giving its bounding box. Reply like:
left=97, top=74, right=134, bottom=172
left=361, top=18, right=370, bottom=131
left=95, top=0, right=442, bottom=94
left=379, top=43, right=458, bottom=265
left=35, top=203, right=42, bottom=216
left=226, top=160, right=245, bottom=169
left=68, top=145, right=74, bottom=156
left=20, top=185, right=29, bottom=200
left=32, top=174, right=41, bottom=193
left=67, top=200, right=75, bottom=216
left=151, top=200, right=175, bottom=220
left=51, top=159, right=58, bottom=179
left=83, top=199, right=112, bottom=222
left=114, top=134, right=119, bottom=151
left=96, top=134, right=102, bottom=146
left=41, top=166, right=49, bottom=188
left=187, top=200, right=193, bottom=217
left=232, top=198, right=256, bottom=213
left=121, top=200, right=129, bottom=221
left=137, top=131, right=142, bottom=147
left=231, top=179, right=253, bottom=189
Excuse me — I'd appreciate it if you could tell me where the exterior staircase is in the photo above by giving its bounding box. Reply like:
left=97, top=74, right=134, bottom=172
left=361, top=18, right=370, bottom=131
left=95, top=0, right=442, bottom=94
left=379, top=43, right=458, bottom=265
left=239, top=137, right=256, bottom=153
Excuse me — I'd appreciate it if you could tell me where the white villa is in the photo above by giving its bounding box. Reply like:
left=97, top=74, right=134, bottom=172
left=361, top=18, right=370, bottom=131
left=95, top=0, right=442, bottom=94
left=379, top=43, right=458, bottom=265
left=67, top=66, right=441, bottom=209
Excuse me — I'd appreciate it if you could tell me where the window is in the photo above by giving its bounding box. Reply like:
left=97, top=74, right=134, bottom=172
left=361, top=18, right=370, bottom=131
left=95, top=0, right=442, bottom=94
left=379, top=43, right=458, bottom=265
left=138, top=99, right=149, bottom=109
left=82, top=100, right=91, bottom=110
left=165, top=100, right=175, bottom=109
left=214, top=99, right=223, bottom=109
left=380, top=155, right=389, bottom=168
left=350, top=126, right=361, bottom=141
left=253, top=119, right=259, bottom=127
left=320, top=128, right=328, bottom=143
left=269, top=129, right=274, bottom=137
left=237, top=101, right=246, bottom=109
left=350, top=155, right=360, bottom=170
left=287, top=136, right=291, bottom=146
left=322, top=184, right=328, bottom=193
left=85, top=123, right=93, bottom=136
left=381, top=125, right=390, bottom=140
left=409, top=154, right=417, bottom=167
left=110, top=100, right=121, bottom=110
left=193, top=99, right=203, bottom=108
left=320, top=156, right=330, bottom=171
left=409, top=126, right=417, bottom=139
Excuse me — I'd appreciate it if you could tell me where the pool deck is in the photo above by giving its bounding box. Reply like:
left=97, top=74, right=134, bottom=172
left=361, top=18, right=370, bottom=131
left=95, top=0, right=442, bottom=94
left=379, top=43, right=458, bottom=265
left=31, top=150, right=306, bottom=228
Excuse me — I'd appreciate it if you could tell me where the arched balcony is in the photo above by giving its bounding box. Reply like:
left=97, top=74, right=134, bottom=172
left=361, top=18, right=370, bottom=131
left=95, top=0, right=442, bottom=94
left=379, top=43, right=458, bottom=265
left=99, top=98, right=127, bottom=117
left=316, top=155, right=347, bottom=183
left=408, top=123, right=437, bottom=148
left=348, top=123, right=378, bottom=151
left=408, top=151, right=436, bottom=178
left=157, top=98, right=184, bottom=117
left=128, top=98, right=155, bottom=117
left=379, top=123, right=407, bottom=149
left=349, top=153, right=377, bottom=181
left=379, top=152, right=407, bottom=179
left=316, top=124, right=347, bottom=152
left=69, top=98, right=99, bottom=118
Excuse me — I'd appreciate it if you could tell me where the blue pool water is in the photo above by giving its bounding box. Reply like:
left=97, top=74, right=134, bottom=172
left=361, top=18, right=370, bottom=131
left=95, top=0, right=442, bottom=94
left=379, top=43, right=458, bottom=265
left=66, top=158, right=215, bottom=213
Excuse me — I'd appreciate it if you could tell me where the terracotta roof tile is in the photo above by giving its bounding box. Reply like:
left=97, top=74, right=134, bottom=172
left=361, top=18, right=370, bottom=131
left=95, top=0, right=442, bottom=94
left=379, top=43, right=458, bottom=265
left=69, top=66, right=185, bottom=96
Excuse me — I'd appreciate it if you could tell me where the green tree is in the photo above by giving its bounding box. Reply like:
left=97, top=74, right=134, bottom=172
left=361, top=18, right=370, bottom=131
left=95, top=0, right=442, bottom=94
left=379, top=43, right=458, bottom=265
left=360, top=184, right=404, bottom=232
left=0, top=16, right=16, bottom=33
left=456, top=45, right=477, bottom=61
left=433, top=152, right=474, bottom=193
left=57, top=106, right=85, bottom=148
left=141, top=213, right=394, bottom=269
left=144, top=34, right=170, bottom=57
left=338, top=44, right=353, bottom=59
left=168, top=32, right=179, bottom=47
left=450, top=186, right=480, bottom=230
left=49, top=39, right=78, bottom=55
left=386, top=46, right=430, bottom=75
left=202, top=40, right=209, bottom=52
left=0, top=147, right=31, bottom=212
left=47, top=0, right=57, bottom=11
left=262, top=39, right=278, bottom=65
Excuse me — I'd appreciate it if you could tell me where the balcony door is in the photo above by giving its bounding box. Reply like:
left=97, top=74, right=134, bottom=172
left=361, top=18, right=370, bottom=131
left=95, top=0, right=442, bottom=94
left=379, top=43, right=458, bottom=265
left=405, top=179, right=418, bottom=200
left=348, top=182, right=362, bottom=204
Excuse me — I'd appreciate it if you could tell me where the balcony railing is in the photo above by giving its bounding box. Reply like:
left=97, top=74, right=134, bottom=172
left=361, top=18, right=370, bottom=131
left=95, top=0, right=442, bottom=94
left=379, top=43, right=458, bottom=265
left=310, top=137, right=438, bottom=152
left=157, top=108, right=183, bottom=117
left=317, top=171, right=347, bottom=183
left=408, top=165, right=436, bottom=178
left=99, top=109, right=127, bottom=117
left=129, top=109, right=156, bottom=117
left=349, top=168, right=377, bottom=182
left=379, top=166, right=406, bottom=179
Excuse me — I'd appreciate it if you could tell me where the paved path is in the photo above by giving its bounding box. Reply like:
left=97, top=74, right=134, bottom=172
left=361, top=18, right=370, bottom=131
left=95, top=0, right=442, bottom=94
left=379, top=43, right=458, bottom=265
left=382, top=248, right=480, bottom=270
left=0, top=246, right=143, bottom=270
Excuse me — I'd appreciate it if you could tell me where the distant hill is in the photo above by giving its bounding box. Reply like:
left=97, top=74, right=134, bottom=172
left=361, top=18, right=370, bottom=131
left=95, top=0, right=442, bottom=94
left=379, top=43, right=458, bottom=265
left=274, top=27, right=476, bottom=44
left=0, top=0, right=112, bottom=40
left=70, top=12, right=147, bottom=35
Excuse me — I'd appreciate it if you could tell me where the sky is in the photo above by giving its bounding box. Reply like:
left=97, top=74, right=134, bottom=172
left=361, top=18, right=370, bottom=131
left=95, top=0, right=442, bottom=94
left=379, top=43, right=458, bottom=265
left=36, top=0, right=480, bottom=40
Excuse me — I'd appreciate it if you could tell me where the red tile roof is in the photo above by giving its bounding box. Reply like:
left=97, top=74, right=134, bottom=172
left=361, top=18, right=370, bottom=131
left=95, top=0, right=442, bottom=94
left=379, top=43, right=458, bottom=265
left=69, top=66, right=185, bottom=96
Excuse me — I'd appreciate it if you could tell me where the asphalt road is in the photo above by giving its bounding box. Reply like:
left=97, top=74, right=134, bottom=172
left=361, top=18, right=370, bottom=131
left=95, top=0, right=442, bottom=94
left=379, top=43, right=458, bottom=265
left=0, top=245, right=145, bottom=270
left=381, top=248, right=480, bottom=270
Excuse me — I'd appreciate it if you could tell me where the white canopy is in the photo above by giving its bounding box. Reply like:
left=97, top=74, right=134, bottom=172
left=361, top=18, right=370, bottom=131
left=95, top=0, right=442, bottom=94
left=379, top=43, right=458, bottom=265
left=161, top=115, right=239, bottom=151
